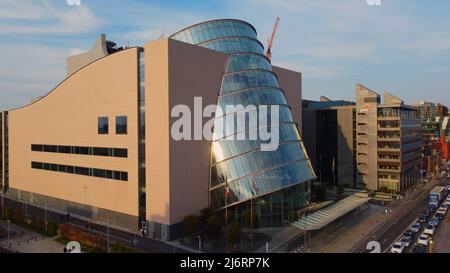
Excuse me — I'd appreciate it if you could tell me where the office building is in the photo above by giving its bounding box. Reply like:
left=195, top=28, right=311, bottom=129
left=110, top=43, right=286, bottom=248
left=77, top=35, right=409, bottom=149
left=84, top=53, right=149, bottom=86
left=0, top=19, right=315, bottom=240
left=356, top=85, right=422, bottom=193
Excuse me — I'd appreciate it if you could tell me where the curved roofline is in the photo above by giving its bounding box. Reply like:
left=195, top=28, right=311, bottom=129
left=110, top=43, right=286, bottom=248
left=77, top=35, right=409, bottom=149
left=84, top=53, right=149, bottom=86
left=6, top=47, right=139, bottom=113
left=170, top=18, right=257, bottom=38
left=198, top=35, right=264, bottom=50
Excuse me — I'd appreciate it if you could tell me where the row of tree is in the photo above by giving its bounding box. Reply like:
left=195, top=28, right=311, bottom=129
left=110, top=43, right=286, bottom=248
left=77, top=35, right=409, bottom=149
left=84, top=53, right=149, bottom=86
left=183, top=207, right=259, bottom=248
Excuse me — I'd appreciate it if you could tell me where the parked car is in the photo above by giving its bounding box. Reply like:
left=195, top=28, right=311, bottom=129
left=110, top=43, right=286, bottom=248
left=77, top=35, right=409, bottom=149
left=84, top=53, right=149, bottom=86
left=429, top=217, right=440, bottom=227
left=424, top=224, right=436, bottom=236
left=417, top=234, right=429, bottom=246
left=400, top=236, right=412, bottom=248
left=411, top=223, right=421, bottom=233
left=412, top=244, right=427, bottom=253
left=403, top=229, right=414, bottom=239
left=438, top=205, right=447, bottom=214
left=419, top=216, right=427, bottom=224
left=446, top=197, right=450, bottom=206
left=435, top=212, right=445, bottom=220
left=391, top=242, right=405, bottom=253
left=420, top=210, right=429, bottom=218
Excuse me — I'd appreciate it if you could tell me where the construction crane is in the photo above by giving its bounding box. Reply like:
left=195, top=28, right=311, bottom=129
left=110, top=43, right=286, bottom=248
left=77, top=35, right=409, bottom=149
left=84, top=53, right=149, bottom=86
left=266, top=17, right=280, bottom=62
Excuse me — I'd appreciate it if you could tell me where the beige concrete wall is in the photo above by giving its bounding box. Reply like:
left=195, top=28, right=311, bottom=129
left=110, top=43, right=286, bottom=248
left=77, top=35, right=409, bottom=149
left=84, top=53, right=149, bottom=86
left=273, top=66, right=303, bottom=134
left=67, top=34, right=108, bottom=77
left=168, top=39, right=228, bottom=224
left=337, top=107, right=355, bottom=186
left=356, top=84, right=379, bottom=191
left=8, top=48, right=140, bottom=218
left=145, top=38, right=228, bottom=226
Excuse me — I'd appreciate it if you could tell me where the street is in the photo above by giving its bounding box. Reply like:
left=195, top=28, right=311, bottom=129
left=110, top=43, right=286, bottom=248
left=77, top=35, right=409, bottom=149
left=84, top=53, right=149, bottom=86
left=352, top=177, right=449, bottom=253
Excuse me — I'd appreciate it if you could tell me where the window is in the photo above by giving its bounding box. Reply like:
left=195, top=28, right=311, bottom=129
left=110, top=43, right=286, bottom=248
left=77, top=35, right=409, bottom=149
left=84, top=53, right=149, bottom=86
left=98, top=117, right=109, bottom=134
left=93, top=147, right=109, bottom=156
left=31, top=144, right=43, bottom=151
left=116, top=116, right=127, bottom=134
left=113, top=148, right=128, bottom=158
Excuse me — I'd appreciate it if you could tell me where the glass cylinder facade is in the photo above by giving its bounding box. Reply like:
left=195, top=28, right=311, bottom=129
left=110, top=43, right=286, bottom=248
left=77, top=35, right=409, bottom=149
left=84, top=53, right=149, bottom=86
left=171, top=19, right=315, bottom=226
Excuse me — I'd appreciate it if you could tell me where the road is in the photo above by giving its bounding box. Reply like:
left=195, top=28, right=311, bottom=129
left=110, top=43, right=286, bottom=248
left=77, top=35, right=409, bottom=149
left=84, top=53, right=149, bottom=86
left=352, top=177, right=449, bottom=253
left=1, top=196, right=189, bottom=253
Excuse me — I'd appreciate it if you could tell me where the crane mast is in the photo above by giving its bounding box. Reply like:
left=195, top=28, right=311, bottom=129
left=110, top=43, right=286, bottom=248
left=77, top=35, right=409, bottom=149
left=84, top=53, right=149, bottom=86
left=266, top=17, right=280, bottom=62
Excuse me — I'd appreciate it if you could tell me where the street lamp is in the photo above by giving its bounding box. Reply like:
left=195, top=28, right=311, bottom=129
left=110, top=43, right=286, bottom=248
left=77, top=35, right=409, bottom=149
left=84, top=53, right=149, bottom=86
left=429, top=240, right=434, bottom=253
left=7, top=219, right=11, bottom=249
left=197, top=235, right=202, bottom=253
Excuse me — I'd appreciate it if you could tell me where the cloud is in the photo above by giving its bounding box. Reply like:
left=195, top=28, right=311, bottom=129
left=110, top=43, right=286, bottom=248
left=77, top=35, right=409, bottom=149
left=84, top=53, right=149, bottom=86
left=0, top=44, right=70, bottom=110
left=0, top=0, right=103, bottom=34
left=425, top=67, right=448, bottom=73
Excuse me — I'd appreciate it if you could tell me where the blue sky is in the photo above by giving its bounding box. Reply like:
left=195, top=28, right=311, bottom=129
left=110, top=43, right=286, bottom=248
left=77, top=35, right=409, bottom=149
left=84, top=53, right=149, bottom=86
left=0, top=0, right=449, bottom=110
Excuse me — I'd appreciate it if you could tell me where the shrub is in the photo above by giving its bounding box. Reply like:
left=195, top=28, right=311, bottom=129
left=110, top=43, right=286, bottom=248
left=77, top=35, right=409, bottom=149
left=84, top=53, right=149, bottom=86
left=226, top=222, right=241, bottom=247
left=205, top=216, right=221, bottom=240
left=200, top=208, right=216, bottom=224
left=183, top=215, right=198, bottom=236
left=242, top=209, right=259, bottom=230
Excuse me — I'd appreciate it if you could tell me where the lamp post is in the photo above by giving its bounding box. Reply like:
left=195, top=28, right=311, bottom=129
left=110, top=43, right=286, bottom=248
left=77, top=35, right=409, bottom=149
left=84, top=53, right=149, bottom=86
left=429, top=239, right=434, bottom=253
left=1, top=190, right=4, bottom=219
left=197, top=235, right=202, bottom=253
left=7, top=219, right=11, bottom=249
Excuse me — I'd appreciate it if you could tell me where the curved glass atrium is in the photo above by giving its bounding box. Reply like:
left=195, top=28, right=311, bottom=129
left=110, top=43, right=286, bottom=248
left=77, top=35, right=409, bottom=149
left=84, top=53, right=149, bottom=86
left=171, top=19, right=315, bottom=226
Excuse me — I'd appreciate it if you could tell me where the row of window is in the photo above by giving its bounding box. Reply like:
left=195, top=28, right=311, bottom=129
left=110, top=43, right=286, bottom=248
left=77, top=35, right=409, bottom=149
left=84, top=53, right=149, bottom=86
left=31, top=144, right=127, bottom=158
left=31, top=161, right=128, bottom=181
left=98, top=116, right=127, bottom=135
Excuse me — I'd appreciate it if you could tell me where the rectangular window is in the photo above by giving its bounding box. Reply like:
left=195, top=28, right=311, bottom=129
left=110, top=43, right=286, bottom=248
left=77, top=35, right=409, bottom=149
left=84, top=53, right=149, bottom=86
left=75, top=166, right=89, bottom=176
left=93, top=147, right=109, bottom=156
left=30, top=161, right=127, bottom=182
left=116, top=116, right=127, bottom=135
left=98, top=117, right=109, bottom=134
left=31, top=144, right=43, bottom=151
left=113, top=148, right=128, bottom=158
left=58, top=146, right=71, bottom=154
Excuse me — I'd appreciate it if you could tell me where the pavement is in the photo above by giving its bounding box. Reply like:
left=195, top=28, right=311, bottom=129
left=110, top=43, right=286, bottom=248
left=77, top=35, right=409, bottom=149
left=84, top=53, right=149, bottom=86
left=1, top=196, right=189, bottom=253
left=0, top=220, right=65, bottom=253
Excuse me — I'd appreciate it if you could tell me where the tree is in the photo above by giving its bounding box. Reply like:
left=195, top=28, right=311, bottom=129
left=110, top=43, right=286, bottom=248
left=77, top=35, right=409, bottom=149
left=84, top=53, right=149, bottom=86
left=205, top=216, right=221, bottom=240
left=226, top=222, right=242, bottom=248
left=200, top=208, right=216, bottom=225
left=242, top=209, right=259, bottom=230
left=183, top=215, right=198, bottom=236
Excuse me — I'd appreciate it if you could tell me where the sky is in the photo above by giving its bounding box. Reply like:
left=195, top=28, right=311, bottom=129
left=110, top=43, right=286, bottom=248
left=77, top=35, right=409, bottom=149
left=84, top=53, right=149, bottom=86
left=0, top=0, right=449, bottom=111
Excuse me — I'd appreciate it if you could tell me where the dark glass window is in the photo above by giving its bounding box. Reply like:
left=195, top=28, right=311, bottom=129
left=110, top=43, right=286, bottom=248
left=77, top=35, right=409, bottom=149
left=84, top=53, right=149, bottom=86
left=31, top=161, right=43, bottom=169
left=66, top=166, right=74, bottom=173
left=43, top=145, right=57, bottom=153
left=31, top=144, right=43, bottom=151
left=93, top=168, right=106, bottom=178
left=29, top=161, right=127, bottom=182
left=98, top=117, right=109, bottom=134
left=113, top=148, right=128, bottom=158
left=93, top=147, right=109, bottom=156
left=75, top=167, right=89, bottom=176
left=116, top=116, right=127, bottom=134
left=58, top=146, right=71, bottom=154
left=74, top=146, right=89, bottom=155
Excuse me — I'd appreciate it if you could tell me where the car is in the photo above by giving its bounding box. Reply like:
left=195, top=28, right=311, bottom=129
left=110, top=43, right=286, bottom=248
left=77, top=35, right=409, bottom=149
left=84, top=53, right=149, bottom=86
left=424, top=224, right=436, bottom=236
left=428, top=206, right=437, bottom=214
left=435, top=212, right=445, bottom=220
left=391, top=242, right=405, bottom=253
left=400, top=236, right=412, bottom=248
left=412, top=244, right=427, bottom=253
left=438, top=205, right=447, bottom=214
left=417, top=234, right=429, bottom=246
left=429, top=217, right=440, bottom=227
left=420, top=210, right=429, bottom=218
left=403, top=229, right=414, bottom=239
left=411, top=223, right=421, bottom=233
left=419, top=216, right=427, bottom=224
left=447, top=198, right=450, bottom=206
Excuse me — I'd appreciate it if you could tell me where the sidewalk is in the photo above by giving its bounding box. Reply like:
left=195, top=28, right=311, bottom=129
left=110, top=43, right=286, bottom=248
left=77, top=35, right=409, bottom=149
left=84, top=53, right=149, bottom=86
left=0, top=220, right=65, bottom=253
left=322, top=181, right=439, bottom=253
